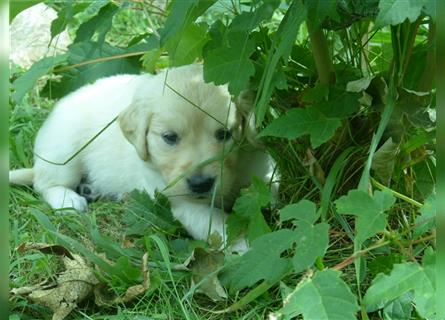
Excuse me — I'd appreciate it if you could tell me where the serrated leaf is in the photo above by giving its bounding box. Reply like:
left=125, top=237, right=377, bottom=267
left=274, top=270, right=359, bottom=320
left=335, top=190, right=395, bottom=243
left=141, top=49, right=162, bottom=73
left=42, top=40, right=153, bottom=98
left=305, top=0, right=340, bottom=30
left=256, top=1, right=307, bottom=123
left=9, top=0, right=42, bottom=22
left=165, top=23, right=208, bottom=67
left=303, top=83, right=329, bottom=103
left=226, top=213, right=249, bottom=244
left=50, top=5, right=74, bottom=39
left=234, top=177, right=273, bottom=216
left=227, top=230, right=296, bottom=291
left=111, top=256, right=142, bottom=284
left=292, top=222, right=329, bottom=273
left=12, top=54, right=68, bottom=104
left=123, top=190, right=178, bottom=235
left=231, top=177, right=273, bottom=241
left=364, top=249, right=436, bottom=319
left=74, top=2, right=119, bottom=46
left=204, top=33, right=256, bottom=95
left=279, top=200, right=329, bottom=274
left=160, top=0, right=216, bottom=45
left=259, top=107, right=341, bottom=148
left=280, top=200, right=319, bottom=225
left=315, top=90, right=361, bottom=118
left=414, top=194, right=436, bottom=238
left=368, top=254, right=403, bottom=277
left=383, top=292, right=413, bottom=320
left=229, top=1, right=280, bottom=33
left=247, top=212, right=271, bottom=241
left=374, top=0, right=424, bottom=28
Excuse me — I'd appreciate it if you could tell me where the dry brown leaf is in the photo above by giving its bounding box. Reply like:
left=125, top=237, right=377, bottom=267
left=17, top=242, right=74, bottom=258
left=12, top=244, right=98, bottom=320
left=188, top=248, right=227, bottom=301
left=13, top=242, right=152, bottom=318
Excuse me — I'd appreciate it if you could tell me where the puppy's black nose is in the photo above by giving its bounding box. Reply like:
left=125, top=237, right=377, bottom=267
left=187, top=175, right=215, bottom=194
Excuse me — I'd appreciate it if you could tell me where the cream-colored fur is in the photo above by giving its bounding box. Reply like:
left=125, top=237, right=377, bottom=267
left=10, top=64, right=274, bottom=252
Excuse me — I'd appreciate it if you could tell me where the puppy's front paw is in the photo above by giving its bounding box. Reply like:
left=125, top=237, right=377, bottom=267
left=44, top=187, right=88, bottom=213
left=76, top=183, right=100, bottom=203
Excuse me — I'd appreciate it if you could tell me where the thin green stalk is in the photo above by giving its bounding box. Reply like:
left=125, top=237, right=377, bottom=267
left=418, top=21, right=436, bottom=92
left=371, top=177, right=423, bottom=208
left=35, top=116, right=118, bottom=166
left=149, top=235, right=191, bottom=320
left=306, top=20, right=334, bottom=85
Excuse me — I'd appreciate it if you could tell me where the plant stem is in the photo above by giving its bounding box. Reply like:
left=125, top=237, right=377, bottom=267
left=306, top=20, right=334, bottom=85
left=53, top=51, right=147, bottom=73
left=371, top=177, right=423, bottom=208
left=418, top=21, right=436, bottom=92
left=333, top=240, right=390, bottom=271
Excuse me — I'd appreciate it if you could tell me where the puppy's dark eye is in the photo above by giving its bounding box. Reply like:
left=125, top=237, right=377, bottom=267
left=162, top=132, right=179, bottom=145
left=215, top=129, right=231, bottom=142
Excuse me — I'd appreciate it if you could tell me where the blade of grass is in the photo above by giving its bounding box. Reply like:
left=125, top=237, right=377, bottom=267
left=149, top=234, right=192, bottom=320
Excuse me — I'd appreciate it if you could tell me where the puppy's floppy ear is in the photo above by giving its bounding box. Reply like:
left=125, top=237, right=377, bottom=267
left=235, top=90, right=262, bottom=148
left=118, top=101, right=151, bottom=161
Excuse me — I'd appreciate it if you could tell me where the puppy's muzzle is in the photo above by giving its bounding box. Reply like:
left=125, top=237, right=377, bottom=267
left=187, top=175, right=215, bottom=194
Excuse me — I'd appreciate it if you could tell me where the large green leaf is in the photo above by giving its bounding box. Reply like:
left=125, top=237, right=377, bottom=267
left=226, top=230, right=296, bottom=291
left=230, top=177, right=273, bottom=241
left=42, top=40, right=154, bottom=98
left=9, top=0, right=42, bottom=22
left=383, top=292, right=413, bottom=320
left=255, top=0, right=307, bottom=123
left=273, top=270, right=359, bottom=320
left=204, top=32, right=256, bottom=95
left=49, top=2, right=92, bottom=39
left=12, top=54, right=68, bottom=104
left=280, top=200, right=318, bottom=225
left=315, top=90, right=361, bottom=118
left=280, top=200, right=329, bottom=274
left=293, top=222, right=329, bottom=273
left=305, top=0, right=340, bottom=30
left=233, top=177, right=273, bottom=217
left=160, top=0, right=216, bottom=45
left=414, top=194, right=436, bottom=238
left=364, top=248, right=436, bottom=319
left=165, top=23, right=208, bottom=67
left=374, top=0, right=425, bottom=28
left=335, top=190, right=395, bottom=243
left=123, top=190, right=178, bottom=236
left=257, top=88, right=360, bottom=147
left=258, top=107, right=341, bottom=148
left=229, top=1, right=280, bottom=33
left=74, top=2, right=120, bottom=46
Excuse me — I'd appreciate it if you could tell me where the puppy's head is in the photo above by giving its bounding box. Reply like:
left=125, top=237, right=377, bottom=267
left=119, top=64, right=256, bottom=206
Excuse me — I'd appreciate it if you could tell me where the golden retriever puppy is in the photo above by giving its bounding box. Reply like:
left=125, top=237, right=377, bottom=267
left=10, top=64, right=274, bottom=251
